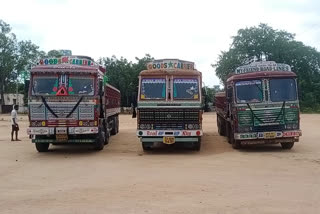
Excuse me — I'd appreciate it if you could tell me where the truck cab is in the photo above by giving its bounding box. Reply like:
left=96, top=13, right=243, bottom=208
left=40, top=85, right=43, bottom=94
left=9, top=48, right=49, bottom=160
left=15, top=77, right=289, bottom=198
left=215, top=61, right=301, bottom=149
left=27, top=56, right=120, bottom=152
left=136, top=59, right=203, bottom=150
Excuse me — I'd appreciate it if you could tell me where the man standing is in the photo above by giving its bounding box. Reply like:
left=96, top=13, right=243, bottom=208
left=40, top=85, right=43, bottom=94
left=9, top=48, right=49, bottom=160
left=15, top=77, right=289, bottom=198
left=11, top=105, right=20, bottom=141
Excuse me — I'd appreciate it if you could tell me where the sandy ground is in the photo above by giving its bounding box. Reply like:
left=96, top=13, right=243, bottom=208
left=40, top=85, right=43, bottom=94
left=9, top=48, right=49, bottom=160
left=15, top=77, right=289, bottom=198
left=0, top=113, right=319, bottom=214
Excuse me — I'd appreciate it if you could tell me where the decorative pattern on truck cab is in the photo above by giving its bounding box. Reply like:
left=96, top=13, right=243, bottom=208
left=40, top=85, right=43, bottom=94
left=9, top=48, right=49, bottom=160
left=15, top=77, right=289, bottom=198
left=30, top=104, right=95, bottom=120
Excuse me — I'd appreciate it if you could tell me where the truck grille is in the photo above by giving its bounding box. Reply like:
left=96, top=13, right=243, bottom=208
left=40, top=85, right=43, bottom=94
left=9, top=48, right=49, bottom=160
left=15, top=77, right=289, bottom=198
left=253, top=125, right=285, bottom=132
left=238, top=107, right=299, bottom=132
left=139, top=109, right=200, bottom=130
left=30, top=104, right=94, bottom=121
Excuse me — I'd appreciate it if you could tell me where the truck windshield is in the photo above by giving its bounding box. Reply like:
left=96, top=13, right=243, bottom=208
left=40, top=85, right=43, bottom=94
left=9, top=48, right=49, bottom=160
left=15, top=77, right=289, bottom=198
left=140, top=78, right=166, bottom=99
left=32, top=76, right=58, bottom=95
left=69, top=76, right=94, bottom=95
left=236, top=80, right=263, bottom=103
left=173, top=78, right=199, bottom=99
left=269, top=78, right=297, bottom=102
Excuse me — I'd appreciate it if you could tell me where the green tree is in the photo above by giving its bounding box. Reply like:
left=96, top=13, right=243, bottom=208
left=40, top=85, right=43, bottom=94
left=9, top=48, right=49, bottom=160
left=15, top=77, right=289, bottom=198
left=100, top=54, right=153, bottom=107
left=47, top=50, right=62, bottom=58
left=0, top=20, right=43, bottom=109
left=0, top=20, right=16, bottom=106
left=213, top=23, right=320, bottom=111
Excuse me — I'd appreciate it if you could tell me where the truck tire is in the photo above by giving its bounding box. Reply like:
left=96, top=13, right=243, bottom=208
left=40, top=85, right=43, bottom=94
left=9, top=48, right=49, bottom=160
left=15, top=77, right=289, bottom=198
left=193, top=137, right=201, bottom=151
left=229, top=126, right=241, bottom=149
left=217, top=115, right=226, bottom=136
left=232, top=139, right=241, bottom=149
left=35, top=143, right=49, bottom=152
left=281, top=142, right=294, bottom=149
left=94, top=128, right=105, bottom=150
left=142, top=142, right=152, bottom=151
left=227, top=123, right=232, bottom=144
left=110, top=117, right=117, bottom=136
left=104, top=128, right=110, bottom=145
left=116, top=116, right=119, bottom=133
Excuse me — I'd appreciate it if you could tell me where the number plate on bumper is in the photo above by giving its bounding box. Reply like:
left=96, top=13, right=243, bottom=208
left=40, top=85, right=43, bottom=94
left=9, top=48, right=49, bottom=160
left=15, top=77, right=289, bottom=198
left=264, top=132, right=276, bottom=139
left=163, top=137, right=175, bottom=144
left=56, top=134, right=68, bottom=142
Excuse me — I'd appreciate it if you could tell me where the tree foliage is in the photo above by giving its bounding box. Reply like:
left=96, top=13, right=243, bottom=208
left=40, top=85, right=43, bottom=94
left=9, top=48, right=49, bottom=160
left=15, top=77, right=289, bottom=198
left=47, top=50, right=62, bottom=58
left=99, top=54, right=154, bottom=107
left=213, top=23, right=320, bottom=111
left=0, top=20, right=43, bottom=107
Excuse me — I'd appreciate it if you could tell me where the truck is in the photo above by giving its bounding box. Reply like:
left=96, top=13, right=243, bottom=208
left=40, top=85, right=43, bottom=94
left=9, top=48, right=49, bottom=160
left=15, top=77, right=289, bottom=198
left=26, top=55, right=120, bottom=152
left=136, top=59, right=203, bottom=151
left=215, top=61, right=302, bottom=149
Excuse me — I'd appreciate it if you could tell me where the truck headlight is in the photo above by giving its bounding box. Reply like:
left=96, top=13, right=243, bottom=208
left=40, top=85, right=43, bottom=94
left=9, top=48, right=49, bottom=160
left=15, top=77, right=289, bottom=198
left=188, top=124, right=194, bottom=129
left=139, top=124, right=153, bottom=130
left=140, top=124, right=146, bottom=129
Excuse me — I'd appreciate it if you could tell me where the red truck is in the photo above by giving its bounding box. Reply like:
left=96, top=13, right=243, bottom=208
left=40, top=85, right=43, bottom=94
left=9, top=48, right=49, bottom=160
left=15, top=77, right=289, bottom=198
left=215, top=61, right=301, bottom=149
left=26, top=56, right=120, bottom=152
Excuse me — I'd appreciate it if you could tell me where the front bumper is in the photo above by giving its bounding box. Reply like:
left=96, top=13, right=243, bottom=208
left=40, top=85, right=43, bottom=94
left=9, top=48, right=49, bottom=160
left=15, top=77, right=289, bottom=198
left=137, top=130, right=203, bottom=137
left=27, top=127, right=99, bottom=135
left=141, top=137, right=200, bottom=143
left=234, top=130, right=302, bottom=140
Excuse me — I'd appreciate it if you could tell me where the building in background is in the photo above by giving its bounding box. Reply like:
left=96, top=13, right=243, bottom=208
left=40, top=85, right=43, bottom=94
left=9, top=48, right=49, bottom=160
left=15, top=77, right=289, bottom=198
left=0, top=93, right=26, bottom=113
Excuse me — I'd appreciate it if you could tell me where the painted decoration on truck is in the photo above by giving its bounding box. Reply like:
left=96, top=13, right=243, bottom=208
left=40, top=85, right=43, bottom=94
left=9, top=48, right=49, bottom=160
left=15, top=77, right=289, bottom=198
left=38, top=56, right=95, bottom=66
left=235, top=61, right=291, bottom=74
left=147, top=59, right=195, bottom=70
left=141, top=78, right=166, bottom=99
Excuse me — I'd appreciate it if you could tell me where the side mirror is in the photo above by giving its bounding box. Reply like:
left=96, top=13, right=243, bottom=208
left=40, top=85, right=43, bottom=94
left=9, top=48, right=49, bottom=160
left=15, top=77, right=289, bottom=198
left=132, top=107, right=137, bottom=118
left=227, top=96, right=232, bottom=102
left=24, top=80, right=30, bottom=94
left=98, top=80, right=104, bottom=96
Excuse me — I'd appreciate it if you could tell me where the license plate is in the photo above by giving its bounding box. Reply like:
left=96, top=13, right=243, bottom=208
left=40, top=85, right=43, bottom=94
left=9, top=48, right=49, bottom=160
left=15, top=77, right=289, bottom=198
left=56, top=134, right=68, bottom=142
left=264, top=132, right=276, bottom=139
left=56, top=127, right=67, bottom=134
left=163, top=137, right=175, bottom=144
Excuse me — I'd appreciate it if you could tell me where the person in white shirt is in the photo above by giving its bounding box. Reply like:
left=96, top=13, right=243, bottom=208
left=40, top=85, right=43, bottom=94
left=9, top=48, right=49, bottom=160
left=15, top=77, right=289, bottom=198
left=11, top=105, right=20, bottom=141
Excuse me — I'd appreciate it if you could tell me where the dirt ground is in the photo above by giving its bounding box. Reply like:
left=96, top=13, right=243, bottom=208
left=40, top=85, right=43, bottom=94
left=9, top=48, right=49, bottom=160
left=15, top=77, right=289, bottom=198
left=0, top=113, right=319, bottom=214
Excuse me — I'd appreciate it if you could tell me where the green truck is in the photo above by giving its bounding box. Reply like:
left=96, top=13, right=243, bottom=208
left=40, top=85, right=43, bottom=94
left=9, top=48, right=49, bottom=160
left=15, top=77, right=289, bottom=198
left=215, top=61, right=302, bottom=149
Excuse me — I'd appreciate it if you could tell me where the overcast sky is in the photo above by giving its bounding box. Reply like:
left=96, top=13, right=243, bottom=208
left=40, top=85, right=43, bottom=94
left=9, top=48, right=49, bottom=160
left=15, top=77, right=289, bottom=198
left=1, top=0, right=319, bottom=86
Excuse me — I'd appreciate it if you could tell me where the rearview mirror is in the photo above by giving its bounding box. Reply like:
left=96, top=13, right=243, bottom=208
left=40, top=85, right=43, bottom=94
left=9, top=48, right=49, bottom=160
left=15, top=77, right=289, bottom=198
left=98, top=80, right=104, bottom=96
left=24, top=80, right=30, bottom=94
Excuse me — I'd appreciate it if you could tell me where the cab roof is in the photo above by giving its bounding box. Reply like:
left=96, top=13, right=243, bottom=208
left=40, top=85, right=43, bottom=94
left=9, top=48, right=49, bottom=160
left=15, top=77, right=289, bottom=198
left=227, top=71, right=296, bottom=82
left=139, top=69, right=201, bottom=76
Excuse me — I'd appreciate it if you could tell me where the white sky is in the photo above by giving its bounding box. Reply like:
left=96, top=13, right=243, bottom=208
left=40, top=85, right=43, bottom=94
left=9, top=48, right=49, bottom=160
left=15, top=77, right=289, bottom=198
left=1, top=0, right=320, bottom=87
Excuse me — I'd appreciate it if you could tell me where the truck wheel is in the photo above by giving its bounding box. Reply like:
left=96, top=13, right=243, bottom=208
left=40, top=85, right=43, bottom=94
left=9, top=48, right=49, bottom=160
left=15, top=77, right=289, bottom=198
left=227, top=123, right=232, bottom=144
left=116, top=116, right=119, bottom=133
left=193, top=137, right=201, bottom=151
left=217, top=116, right=222, bottom=135
left=229, top=128, right=241, bottom=149
left=104, top=128, right=110, bottom=145
left=110, top=117, right=117, bottom=135
left=217, top=115, right=226, bottom=136
left=35, top=143, right=49, bottom=152
left=281, top=142, right=294, bottom=149
left=142, top=142, right=152, bottom=151
left=232, top=140, right=241, bottom=149
left=94, top=128, right=105, bottom=150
